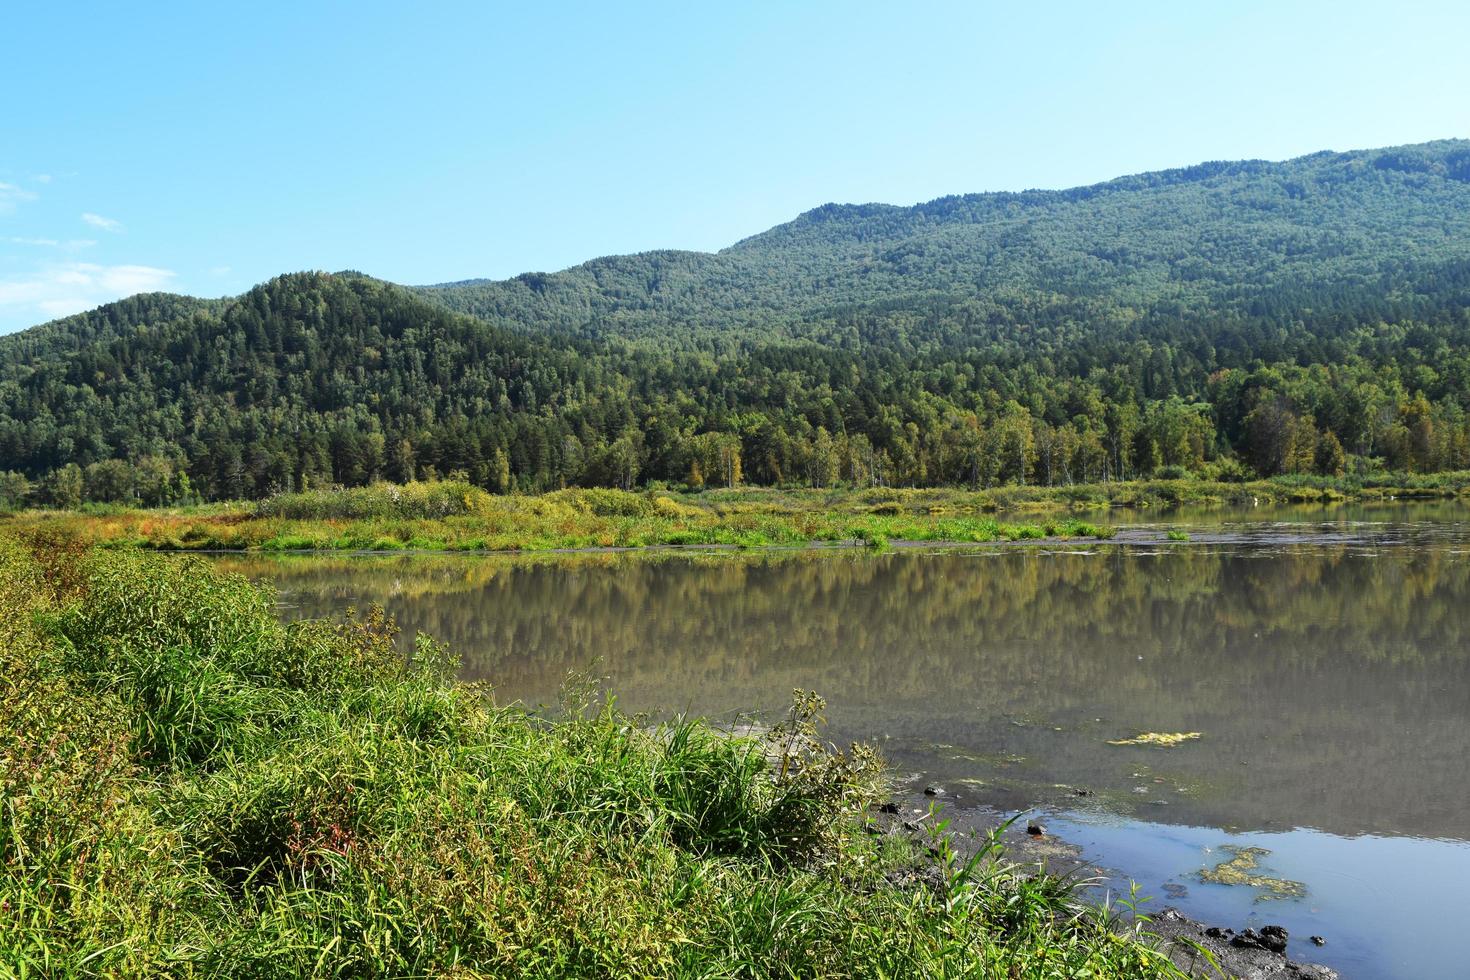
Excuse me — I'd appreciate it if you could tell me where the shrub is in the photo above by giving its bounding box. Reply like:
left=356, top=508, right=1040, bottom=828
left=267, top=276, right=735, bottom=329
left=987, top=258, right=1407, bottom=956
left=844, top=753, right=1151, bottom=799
left=256, top=480, right=490, bottom=520
left=544, top=487, right=655, bottom=517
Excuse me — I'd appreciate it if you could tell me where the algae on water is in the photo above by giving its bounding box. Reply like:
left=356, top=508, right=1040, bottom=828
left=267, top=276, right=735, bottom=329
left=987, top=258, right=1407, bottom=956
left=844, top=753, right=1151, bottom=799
left=1107, top=731, right=1203, bottom=747
left=1197, top=845, right=1307, bottom=901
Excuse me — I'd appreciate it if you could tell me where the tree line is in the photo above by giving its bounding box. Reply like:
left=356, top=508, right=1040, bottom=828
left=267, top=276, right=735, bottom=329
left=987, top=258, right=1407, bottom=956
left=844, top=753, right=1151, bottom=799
left=6, top=141, right=1470, bottom=507
left=1, top=271, right=1468, bottom=509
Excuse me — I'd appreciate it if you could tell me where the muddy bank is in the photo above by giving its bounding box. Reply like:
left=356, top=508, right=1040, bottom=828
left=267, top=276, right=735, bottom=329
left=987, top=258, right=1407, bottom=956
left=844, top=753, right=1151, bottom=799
left=868, top=790, right=1340, bottom=979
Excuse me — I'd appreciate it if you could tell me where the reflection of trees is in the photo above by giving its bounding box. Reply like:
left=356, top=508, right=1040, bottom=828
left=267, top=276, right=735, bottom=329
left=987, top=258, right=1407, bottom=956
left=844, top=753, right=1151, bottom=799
left=214, top=546, right=1470, bottom=839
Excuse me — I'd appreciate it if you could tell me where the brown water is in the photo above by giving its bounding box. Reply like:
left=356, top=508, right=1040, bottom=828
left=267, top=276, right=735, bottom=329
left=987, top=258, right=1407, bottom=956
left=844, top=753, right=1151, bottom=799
left=212, top=502, right=1470, bottom=980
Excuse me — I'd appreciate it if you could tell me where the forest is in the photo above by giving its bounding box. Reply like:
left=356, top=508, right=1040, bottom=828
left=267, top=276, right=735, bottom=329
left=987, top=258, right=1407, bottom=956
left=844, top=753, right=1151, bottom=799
left=2, top=140, right=1470, bottom=505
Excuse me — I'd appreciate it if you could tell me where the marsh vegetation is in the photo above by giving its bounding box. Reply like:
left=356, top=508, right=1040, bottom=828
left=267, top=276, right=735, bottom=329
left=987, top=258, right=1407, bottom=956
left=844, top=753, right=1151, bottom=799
left=0, top=531, right=1186, bottom=977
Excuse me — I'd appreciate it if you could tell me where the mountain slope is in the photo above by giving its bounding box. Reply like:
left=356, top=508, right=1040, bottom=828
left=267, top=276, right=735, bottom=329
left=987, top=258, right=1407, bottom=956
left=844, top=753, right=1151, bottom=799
left=2, top=141, right=1470, bottom=503
left=416, top=140, right=1470, bottom=351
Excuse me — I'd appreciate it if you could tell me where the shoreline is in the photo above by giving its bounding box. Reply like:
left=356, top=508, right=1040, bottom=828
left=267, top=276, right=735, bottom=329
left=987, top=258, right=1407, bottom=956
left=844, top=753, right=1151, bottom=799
left=6, top=477, right=1465, bottom=557
left=872, top=787, right=1341, bottom=979
left=83, top=521, right=1444, bottom=558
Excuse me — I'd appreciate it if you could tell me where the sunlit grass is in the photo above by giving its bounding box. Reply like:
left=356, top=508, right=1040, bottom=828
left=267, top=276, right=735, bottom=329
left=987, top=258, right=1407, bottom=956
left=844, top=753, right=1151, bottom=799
left=8, top=482, right=1125, bottom=554
left=0, top=530, right=1188, bottom=978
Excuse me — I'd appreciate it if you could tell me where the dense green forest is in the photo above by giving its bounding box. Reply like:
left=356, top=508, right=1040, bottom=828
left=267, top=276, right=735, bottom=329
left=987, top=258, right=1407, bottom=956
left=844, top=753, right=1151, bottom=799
left=2, top=140, right=1470, bottom=504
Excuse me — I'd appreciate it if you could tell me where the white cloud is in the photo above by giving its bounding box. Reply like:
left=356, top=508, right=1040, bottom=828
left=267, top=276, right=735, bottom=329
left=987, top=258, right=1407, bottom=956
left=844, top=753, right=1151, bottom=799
left=0, top=262, right=177, bottom=326
left=33, top=174, right=53, bottom=184
left=9, top=237, right=97, bottom=249
left=0, top=182, right=39, bottom=214
left=81, top=212, right=123, bottom=232
left=37, top=297, right=92, bottom=317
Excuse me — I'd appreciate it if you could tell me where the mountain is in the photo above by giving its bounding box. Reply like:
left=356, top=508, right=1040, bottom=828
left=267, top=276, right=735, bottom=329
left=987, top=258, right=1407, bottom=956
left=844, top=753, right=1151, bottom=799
left=416, top=140, right=1470, bottom=351
left=2, top=140, right=1469, bottom=504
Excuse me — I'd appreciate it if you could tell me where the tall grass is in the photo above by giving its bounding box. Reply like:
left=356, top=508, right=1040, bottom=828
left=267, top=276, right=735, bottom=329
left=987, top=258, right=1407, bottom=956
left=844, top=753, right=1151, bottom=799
left=0, top=532, right=1184, bottom=977
left=255, top=480, right=492, bottom=519
left=15, top=484, right=1122, bottom=554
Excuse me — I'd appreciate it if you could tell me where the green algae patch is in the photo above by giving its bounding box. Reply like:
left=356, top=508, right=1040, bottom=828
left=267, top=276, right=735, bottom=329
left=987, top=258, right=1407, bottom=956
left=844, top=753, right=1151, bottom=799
left=1198, top=845, right=1307, bottom=901
left=1108, top=731, right=1203, bottom=747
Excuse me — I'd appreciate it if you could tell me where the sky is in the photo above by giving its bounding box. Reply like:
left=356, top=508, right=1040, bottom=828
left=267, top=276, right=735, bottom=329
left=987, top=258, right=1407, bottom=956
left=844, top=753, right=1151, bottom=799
left=1, top=0, right=1467, bottom=334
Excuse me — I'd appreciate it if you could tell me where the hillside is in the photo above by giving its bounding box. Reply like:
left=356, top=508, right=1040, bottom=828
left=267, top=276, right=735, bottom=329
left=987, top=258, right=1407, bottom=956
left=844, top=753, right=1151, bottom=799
left=417, top=140, right=1470, bottom=352
left=1, top=140, right=1470, bottom=503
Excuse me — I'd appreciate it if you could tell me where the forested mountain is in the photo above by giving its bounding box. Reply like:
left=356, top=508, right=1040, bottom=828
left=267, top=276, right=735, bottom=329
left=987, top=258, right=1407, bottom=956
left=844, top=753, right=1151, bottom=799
left=419, top=140, right=1470, bottom=352
left=2, top=140, right=1470, bottom=505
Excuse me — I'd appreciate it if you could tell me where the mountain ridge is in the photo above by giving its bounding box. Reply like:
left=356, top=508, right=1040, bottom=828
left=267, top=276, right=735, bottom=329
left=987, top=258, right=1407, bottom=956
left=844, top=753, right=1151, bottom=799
left=2, top=139, right=1470, bottom=503
left=8, top=138, right=1468, bottom=346
left=407, top=138, right=1470, bottom=351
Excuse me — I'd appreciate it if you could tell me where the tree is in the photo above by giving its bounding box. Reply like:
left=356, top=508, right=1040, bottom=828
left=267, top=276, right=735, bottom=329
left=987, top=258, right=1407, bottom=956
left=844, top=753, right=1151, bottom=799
left=1243, top=397, right=1297, bottom=476
left=134, top=455, right=176, bottom=507
left=809, top=427, right=839, bottom=488
left=1403, top=394, right=1435, bottom=471
left=1315, top=431, right=1346, bottom=476
left=50, top=464, right=83, bottom=509
left=393, top=438, right=417, bottom=483
left=490, top=449, right=512, bottom=494
left=606, top=436, right=641, bottom=491
left=990, top=403, right=1035, bottom=485
left=84, top=459, right=135, bottom=503
left=0, top=471, right=30, bottom=509
left=1104, top=402, right=1138, bottom=481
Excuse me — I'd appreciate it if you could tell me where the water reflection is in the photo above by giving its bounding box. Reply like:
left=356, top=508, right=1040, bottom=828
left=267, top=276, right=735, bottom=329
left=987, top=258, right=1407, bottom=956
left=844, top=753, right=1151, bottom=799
left=1051, top=813, right=1470, bottom=979
left=212, top=522, right=1470, bottom=979
left=215, top=535, right=1470, bottom=843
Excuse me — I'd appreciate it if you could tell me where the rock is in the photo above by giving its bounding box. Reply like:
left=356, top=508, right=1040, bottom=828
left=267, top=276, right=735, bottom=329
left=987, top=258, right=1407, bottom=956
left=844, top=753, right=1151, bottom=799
left=1310, top=936, right=1326, bottom=947
left=922, top=785, right=943, bottom=796
left=1151, top=911, right=1337, bottom=980
left=1074, top=788, right=1091, bottom=796
left=1233, top=926, right=1288, bottom=955
left=877, top=801, right=900, bottom=814
left=1026, top=822, right=1045, bottom=836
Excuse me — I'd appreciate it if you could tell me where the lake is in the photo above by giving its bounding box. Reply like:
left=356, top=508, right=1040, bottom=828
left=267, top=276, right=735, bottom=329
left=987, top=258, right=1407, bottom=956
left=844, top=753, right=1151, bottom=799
left=211, top=502, right=1470, bottom=980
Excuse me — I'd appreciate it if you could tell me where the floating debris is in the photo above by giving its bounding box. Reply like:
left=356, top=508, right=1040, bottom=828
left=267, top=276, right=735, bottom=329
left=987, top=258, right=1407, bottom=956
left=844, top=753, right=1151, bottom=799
left=1197, top=845, right=1307, bottom=901
left=1108, top=731, right=1203, bottom=747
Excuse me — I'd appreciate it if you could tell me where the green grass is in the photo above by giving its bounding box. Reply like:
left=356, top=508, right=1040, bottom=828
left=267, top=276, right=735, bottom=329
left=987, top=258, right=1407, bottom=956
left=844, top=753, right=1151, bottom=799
left=1166, top=530, right=1191, bottom=542
left=7, top=482, right=1123, bottom=555
left=15, top=471, right=1470, bottom=558
left=0, top=531, right=1186, bottom=978
left=13, top=473, right=1470, bottom=555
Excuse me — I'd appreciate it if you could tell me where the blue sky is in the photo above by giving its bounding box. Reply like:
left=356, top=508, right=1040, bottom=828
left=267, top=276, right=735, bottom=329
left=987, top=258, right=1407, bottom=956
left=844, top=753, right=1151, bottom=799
left=1, top=0, right=1466, bottom=334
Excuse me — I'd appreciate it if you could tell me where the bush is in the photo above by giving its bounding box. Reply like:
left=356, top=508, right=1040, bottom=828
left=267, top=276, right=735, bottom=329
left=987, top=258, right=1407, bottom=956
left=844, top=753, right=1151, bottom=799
left=544, top=487, right=655, bottom=517
left=256, top=480, right=490, bottom=520
left=1201, top=457, right=1255, bottom=483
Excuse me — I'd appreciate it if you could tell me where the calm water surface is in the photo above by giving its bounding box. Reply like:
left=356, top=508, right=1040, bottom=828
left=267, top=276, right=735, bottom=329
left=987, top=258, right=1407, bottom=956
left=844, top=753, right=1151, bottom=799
left=212, top=503, right=1470, bottom=980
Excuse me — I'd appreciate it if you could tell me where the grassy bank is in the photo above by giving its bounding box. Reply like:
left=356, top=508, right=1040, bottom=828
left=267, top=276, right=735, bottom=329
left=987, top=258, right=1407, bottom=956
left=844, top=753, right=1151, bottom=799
left=0, top=532, right=1183, bottom=977
left=3, top=482, right=1118, bottom=553
left=8, top=473, right=1468, bottom=555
